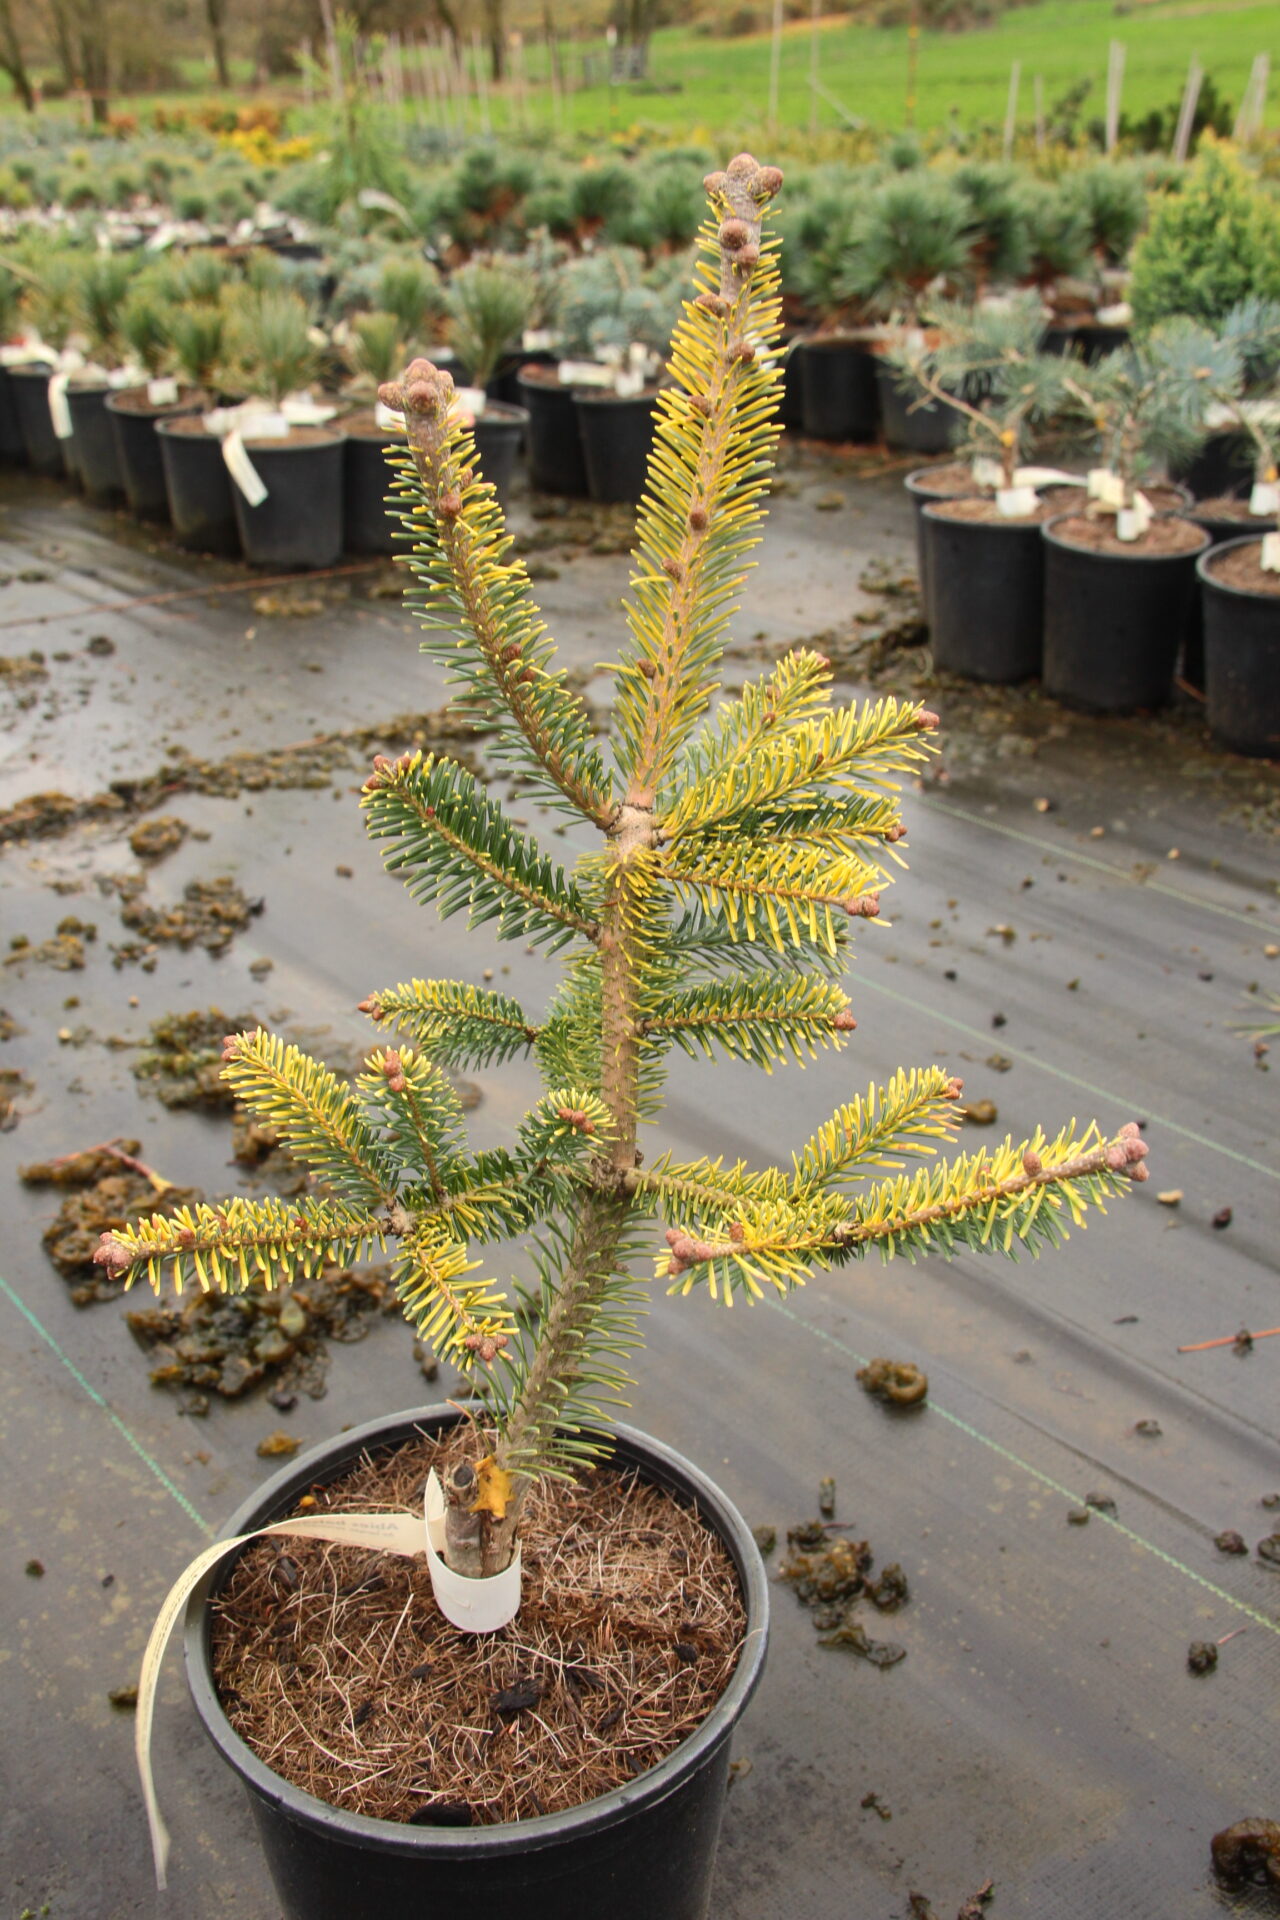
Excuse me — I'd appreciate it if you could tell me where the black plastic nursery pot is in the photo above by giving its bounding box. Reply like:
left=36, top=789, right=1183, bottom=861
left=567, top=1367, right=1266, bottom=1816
left=1197, top=536, right=1280, bottom=758
left=1174, top=429, right=1253, bottom=503
left=1042, top=320, right=1129, bottom=364
left=156, top=418, right=241, bottom=556
left=921, top=502, right=1045, bottom=682
left=779, top=333, right=806, bottom=430
left=340, top=419, right=403, bottom=556
left=798, top=334, right=879, bottom=442
left=231, top=429, right=346, bottom=570
left=492, top=346, right=557, bottom=408
left=184, top=1405, right=769, bottom=1920
left=9, top=363, right=66, bottom=477
left=574, top=388, right=658, bottom=505
left=0, top=366, right=24, bottom=464
left=106, top=387, right=203, bottom=521
left=1181, top=504, right=1278, bottom=687
left=874, top=359, right=953, bottom=455
left=904, top=465, right=967, bottom=621
left=517, top=367, right=589, bottom=497
left=471, top=401, right=528, bottom=510
left=67, top=381, right=126, bottom=505
left=1041, top=513, right=1210, bottom=713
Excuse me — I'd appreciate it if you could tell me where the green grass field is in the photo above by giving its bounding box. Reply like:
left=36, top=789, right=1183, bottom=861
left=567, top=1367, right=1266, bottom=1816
left=521, top=0, right=1279, bottom=142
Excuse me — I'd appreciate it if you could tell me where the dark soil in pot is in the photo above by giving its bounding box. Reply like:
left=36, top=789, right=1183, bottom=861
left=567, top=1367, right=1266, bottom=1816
left=472, top=401, right=528, bottom=510
left=106, top=385, right=204, bottom=521
left=0, top=366, right=24, bottom=463
left=875, top=360, right=953, bottom=454
left=157, top=415, right=240, bottom=555
left=798, top=334, right=879, bottom=442
left=338, top=409, right=405, bottom=556
left=575, top=388, right=659, bottom=505
left=8, top=364, right=63, bottom=476
left=517, top=365, right=589, bottom=498
left=231, top=425, right=346, bottom=570
left=67, top=380, right=126, bottom=505
left=1042, top=511, right=1209, bottom=713
left=1197, top=537, right=1280, bottom=758
left=185, top=1405, right=768, bottom=1920
left=922, top=495, right=1056, bottom=681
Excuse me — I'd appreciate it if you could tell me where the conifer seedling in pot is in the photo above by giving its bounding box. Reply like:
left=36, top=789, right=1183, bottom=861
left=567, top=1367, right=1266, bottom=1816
left=99, top=154, right=1151, bottom=1905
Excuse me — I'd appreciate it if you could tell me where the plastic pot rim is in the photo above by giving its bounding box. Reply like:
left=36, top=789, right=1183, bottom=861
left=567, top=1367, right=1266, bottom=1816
left=572, top=389, right=660, bottom=412
left=1196, top=532, right=1280, bottom=603
left=1041, top=511, right=1210, bottom=565
left=921, top=500, right=1045, bottom=531
left=184, top=1404, right=769, bottom=1863
left=104, top=386, right=205, bottom=423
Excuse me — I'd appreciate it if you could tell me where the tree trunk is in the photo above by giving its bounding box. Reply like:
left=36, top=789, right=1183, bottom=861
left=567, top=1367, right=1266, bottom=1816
left=482, top=0, right=504, bottom=80
left=205, top=0, right=231, bottom=89
left=47, top=0, right=78, bottom=92
left=0, top=0, right=35, bottom=109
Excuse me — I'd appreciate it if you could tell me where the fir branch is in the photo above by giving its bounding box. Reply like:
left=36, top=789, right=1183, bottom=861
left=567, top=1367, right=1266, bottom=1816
left=792, top=1067, right=962, bottom=1191
left=357, top=1045, right=468, bottom=1203
left=662, top=836, right=885, bottom=951
left=359, top=978, right=539, bottom=1067
left=219, top=1030, right=398, bottom=1209
left=362, top=749, right=600, bottom=950
left=640, top=975, right=857, bottom=1069
left=379, top=363, right=614, bottom=826
left=393, top=1220, right=516, bottom=1368
left=93, top=1195, right=386, bottom=1297
left=515, top=1090, right=615, bottom=1170
left=612, top=154, right=786, bottom=803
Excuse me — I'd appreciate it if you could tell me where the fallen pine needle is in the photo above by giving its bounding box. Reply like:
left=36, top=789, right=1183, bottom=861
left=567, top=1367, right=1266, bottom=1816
left=1178, top=1327, right=1280, bottom=1353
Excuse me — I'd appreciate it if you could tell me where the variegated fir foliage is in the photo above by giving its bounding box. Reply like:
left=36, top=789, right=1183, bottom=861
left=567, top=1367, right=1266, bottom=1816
left=97, top=154, right=1149, bottom=1558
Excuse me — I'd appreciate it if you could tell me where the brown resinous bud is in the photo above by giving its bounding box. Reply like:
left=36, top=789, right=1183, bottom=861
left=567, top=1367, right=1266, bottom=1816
left=357, top=995, right=385, bottom=1021
left=555, top=1106, right=596, bottom=1135
left=661, top=556, right=684, bottom=582
left=694, top=292, right=730, bottom=320
left=832, top=1010, right=858, bottom=1031
left=93, top=1234, right=133, bottom=1275
left=463, top=1331, right=509, bottom=1363
left=731, top=245, right=760, bottom=274
left=1022, top=1149, right=1043, bottom=1177
left=437, top=490, right=463, bottom=521
left=719, top=218, right=751, bottom=252
left=382, top=1049, right=407, bottom=1094
left=844, top=893, right=881, bottom=919
left=915, top=708, right=941, bottom=731
left=688, top=504, right=709, bottom=532
left=944, top=1076, right=965, bottom=1100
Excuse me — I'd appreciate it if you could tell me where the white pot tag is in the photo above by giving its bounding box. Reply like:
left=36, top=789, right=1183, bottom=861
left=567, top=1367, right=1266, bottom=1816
left=136, top=1507, right=429, bottom=1891
left=1095, top=301, right=1132, bottom=327
left=522, top=327, right=554, bottom=353
left=281, top=394, right=338, bottom=427
left=424, top=1469, right=523, bottom=1634
left=1261, top=531, right=1280, bottom=573
left=558, top=359, right=614, bottom=388
left=147, top=376, right=179, bottom=406
left=1249, top=481, right=1279, bottom=518
left=1014, top=466, right=1081, bottom=489
left=1115, top=507, right=1142, bottom=542
left=222, top=429, right=268, bottom=506
left=1131, top=490, right=1154, bottom=535
left=375, top=399, right=406, bottom=432
left=971, top=456, right=1004, bottom=489
left=613, top=366, right=645, bottom=398
left=47, top=372, right=73, bottom=439
left=996, top=485, right=1037, bottom=518
left=1088, top=468, right=1124, bottom=508
left=454, top=384, right=488, bottom=420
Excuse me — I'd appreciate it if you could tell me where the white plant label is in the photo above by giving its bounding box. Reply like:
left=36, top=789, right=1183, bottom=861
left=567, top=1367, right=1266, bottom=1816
left=46, top=373, right=73, bottom=439
left=996, top=486, right=1038, bottom=518
left=1131, top=490, right=1154, bottom=535
left=558, top=360, right=614, bottom=388
left=281, top=394, right=338, bottom=427
left=221, top=429, right=269, bottom=506
left=1014, top=466, right=1081, bottom=489
left=1116, top=507, right=1141, bottom=542
left=1095, top=301, right=1132, bottom=327
left=522, top=328, right=554, bottom=353
left=1261, top=532, right=1280, bottom=573
left=613, top=366, right=645, bottom=398
left=1088, top=468, right=1124, bottom=508
left=1249, top=481, right=1279, bottom=517
left=454, top=384, right=488, bottom=419
left=972, top=456, right=1004, bottom=489
left=136, top=1509, right=429, bottom=1890
left=147, top=377, right=179, bottom=406
left=423, top=1470, right=523, bottom=1634
left=374, top=400, right=406, bottom=432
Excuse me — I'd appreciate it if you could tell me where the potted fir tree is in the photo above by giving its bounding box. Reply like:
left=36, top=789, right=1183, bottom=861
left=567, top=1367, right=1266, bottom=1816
left=156, top=297, right=241, bottom=556
left=220, top=285, right=345, bottom=570
left=1044, top=326, right=1212, bottom=711
left=105, top=273, right=206, bottom=522
left=15, top=254, right=84, bottom=481
left=444, top=258, right=535, bottom=506
left=99, top=155, right=1150, bottom=1920
left=893, top=295, right=1072, bottom=679
left=0, top=263, right=26, bottom=465
left=66, top=251, right=141, bottom=505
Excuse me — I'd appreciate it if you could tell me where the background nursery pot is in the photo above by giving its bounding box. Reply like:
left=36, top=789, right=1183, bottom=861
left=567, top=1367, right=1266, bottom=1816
left=470, top=400, right=528, bottom=509
left=157, top=417, right=240, bottom=556
left=184, top=1405, right=769, bottom=1920
left=798, top=334, right=880, bottom=442
left=0, top=365, right=24, bottom=464
left=339, top=412, right=405, bottom=555
left=1196, top=535, right=1280, bottom=758
left=231, top=427, right=346, bottom=570
left=8, top=364, right=62, bottom=476
left=875, top=359, right=953, bottom=454
left=1041, top=512, right=1210, bottom=712
left=66, top=380, right=126, bottom=505
left=106, top=386, right=203, bottom=521
left=574, top=387, right=658, bottom=504
left=921, top=498, right=1046, bottom=681
left=517, top=366, right=589, bottom=498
